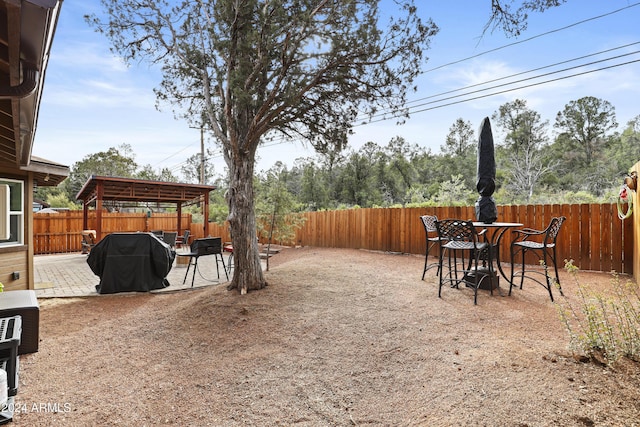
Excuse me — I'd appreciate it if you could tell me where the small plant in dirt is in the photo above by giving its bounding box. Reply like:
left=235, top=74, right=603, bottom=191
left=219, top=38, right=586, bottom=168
left=557, top=260, right=640, bottom=365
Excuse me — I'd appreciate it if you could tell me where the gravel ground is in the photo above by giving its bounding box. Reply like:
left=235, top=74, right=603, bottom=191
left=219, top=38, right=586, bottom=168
left=13, top=246, right=640, bottom=426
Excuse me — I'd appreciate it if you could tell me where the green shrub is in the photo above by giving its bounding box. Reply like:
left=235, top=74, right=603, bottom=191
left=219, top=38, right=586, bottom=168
left=557, top=260, right=640, bottom=364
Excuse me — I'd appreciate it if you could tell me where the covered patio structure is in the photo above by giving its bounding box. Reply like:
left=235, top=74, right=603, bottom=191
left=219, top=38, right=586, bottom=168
left=76, top=175, right=217, bottom=241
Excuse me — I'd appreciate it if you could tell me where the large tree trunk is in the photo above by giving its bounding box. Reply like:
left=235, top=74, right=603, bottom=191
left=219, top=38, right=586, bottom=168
left=226, top=150, right=266, bottom=295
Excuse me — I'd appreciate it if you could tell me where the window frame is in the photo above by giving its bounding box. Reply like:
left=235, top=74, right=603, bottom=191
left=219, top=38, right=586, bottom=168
left=0, top=178, right=24, bottom=247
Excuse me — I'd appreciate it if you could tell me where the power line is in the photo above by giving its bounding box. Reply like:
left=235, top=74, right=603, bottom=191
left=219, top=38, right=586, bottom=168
left=355, top=42, right=640, bottom=125
left=176, top=53, right=640, bottom=162
left=404, top=42, right=640, bottom=108
left=423, top=1, right=640, bottom=73
left=377, top=58, right=640, bottom=121
left=365, top=50, right=640, bottom=122
left=153, top=143, right=198, bottom=167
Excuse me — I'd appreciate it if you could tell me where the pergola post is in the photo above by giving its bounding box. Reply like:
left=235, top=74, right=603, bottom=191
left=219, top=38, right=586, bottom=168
left=96, top=180, right=104, bottom=241
left=203, top=192, right=210, bottom=237
left=82, top=201, right=89, bottom=231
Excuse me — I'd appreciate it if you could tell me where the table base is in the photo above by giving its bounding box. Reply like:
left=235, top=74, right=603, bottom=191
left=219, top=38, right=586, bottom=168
left=464, top=268, right=499, bottom=291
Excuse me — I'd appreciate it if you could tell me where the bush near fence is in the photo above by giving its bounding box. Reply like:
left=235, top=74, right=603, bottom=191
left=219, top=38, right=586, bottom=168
left=33, top=203, right=634, bottom=275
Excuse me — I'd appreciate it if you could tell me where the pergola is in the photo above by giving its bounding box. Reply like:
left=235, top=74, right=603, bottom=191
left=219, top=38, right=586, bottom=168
left=76, top=175, right=217, bottom=241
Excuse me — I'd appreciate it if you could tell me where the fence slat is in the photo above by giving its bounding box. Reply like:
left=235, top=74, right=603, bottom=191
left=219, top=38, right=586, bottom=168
left=601, top=205, right=612, bottom=273
left=579, top=204, right=591, bottom=271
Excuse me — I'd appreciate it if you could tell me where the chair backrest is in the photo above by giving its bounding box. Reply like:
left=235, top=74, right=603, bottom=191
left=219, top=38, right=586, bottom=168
left=544, top=216, right=566, bottom=245
left=420, top=215, right=438, bottom=234
left=81, top=230, right=96, bottom=243
left=150, top=230, right=164, bottom=238
left=181, top=230, right=190, bottom=242
left=163, top=232, right=178, bottom=246
left=435, top=219, right=480, bottom=244
left=190, top=237, right=222, bottom=256
left=81, top=233, right=95, bottom=245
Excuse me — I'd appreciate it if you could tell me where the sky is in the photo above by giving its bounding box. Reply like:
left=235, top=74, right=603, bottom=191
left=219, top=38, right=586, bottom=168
left=32, top=1, right=640, bottom=180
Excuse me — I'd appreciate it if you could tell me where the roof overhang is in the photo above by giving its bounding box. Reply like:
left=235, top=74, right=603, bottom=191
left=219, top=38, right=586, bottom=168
left=76, top=175, right=217, bottom=206
left=0, top=0, right=64, bottom=172
left=20, top=154, right=68, bottom=186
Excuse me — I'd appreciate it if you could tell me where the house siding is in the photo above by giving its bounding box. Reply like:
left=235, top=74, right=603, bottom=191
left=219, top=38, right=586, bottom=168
left=0, top=248, right=29, bottom=291
left=0, top=170, right=35, bottom=291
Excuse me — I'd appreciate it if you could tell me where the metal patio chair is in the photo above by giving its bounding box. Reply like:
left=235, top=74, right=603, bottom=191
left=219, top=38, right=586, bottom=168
left=162, top=231, right=178, bottom=249
left=509, top=216, right=566, bottom=302
left=420, top=215, right=441, bottom=279
left=175, top=230, right=190, bottom=251
left=435, top=219, right=492, bottom=305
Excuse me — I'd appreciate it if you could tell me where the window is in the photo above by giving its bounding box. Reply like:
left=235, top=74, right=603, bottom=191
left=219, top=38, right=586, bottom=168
left=0, top=179, right=23, bottom=247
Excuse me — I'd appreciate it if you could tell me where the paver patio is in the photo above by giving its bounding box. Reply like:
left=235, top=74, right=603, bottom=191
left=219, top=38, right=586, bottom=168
left=33, top=250, right=239, bottom=297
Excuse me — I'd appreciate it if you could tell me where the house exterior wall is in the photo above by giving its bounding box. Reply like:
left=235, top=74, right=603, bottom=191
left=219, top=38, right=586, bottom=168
left=0, top=0, right=66, bottom=292
left=0, top=167, right=35, bottom=291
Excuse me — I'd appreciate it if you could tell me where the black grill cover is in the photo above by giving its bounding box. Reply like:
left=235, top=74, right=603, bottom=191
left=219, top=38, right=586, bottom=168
left=87, top=233, right=176, bottom=294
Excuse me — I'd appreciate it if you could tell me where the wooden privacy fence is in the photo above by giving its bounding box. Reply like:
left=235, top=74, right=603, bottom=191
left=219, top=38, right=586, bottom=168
left=291, top=203, right=634, bottom=275
left=33, top=211, right=194, bottom=255
left=33, top=203, right=634, bottom=275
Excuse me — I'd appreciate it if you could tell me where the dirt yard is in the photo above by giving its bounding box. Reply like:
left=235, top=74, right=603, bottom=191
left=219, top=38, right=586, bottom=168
left=12, top=247, right=640, bottom=426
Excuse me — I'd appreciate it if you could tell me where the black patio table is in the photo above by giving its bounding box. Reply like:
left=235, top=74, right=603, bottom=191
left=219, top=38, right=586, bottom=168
left=471, top=222, right=523, bottom=290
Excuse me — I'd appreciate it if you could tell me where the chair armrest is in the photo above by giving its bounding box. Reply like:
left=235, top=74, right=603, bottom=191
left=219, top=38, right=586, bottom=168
left=513, top=227, right=544, bottom=235
left=512, top=227, right=544, bottom=242
left=474, top=228, right=488, bottom=244
left=522, top=227, right=544, bottom=233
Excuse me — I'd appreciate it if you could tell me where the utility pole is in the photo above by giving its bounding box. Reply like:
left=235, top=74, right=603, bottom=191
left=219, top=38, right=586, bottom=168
left=200, top=126, right=205, bottom=185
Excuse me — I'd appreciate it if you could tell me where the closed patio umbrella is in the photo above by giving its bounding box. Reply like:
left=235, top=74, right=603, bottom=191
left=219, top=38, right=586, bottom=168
left=475, top=117, right=498, bottom=223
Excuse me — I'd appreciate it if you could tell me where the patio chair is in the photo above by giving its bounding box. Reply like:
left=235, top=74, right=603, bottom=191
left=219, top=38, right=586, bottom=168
left=435, top=219, right=492, bottom=305
left=162, top=232, right=178, bottom=249
left=177, top=237, right=228, bottom=287
left=509, top=216, right=566, bottom=302
left=175, top=230, right=190, bottom=251
left=419, top=215, right=440, bottom=279
left=81, top=230, right=96, bottom=254
left=223, top=242, right=234, bottom=275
